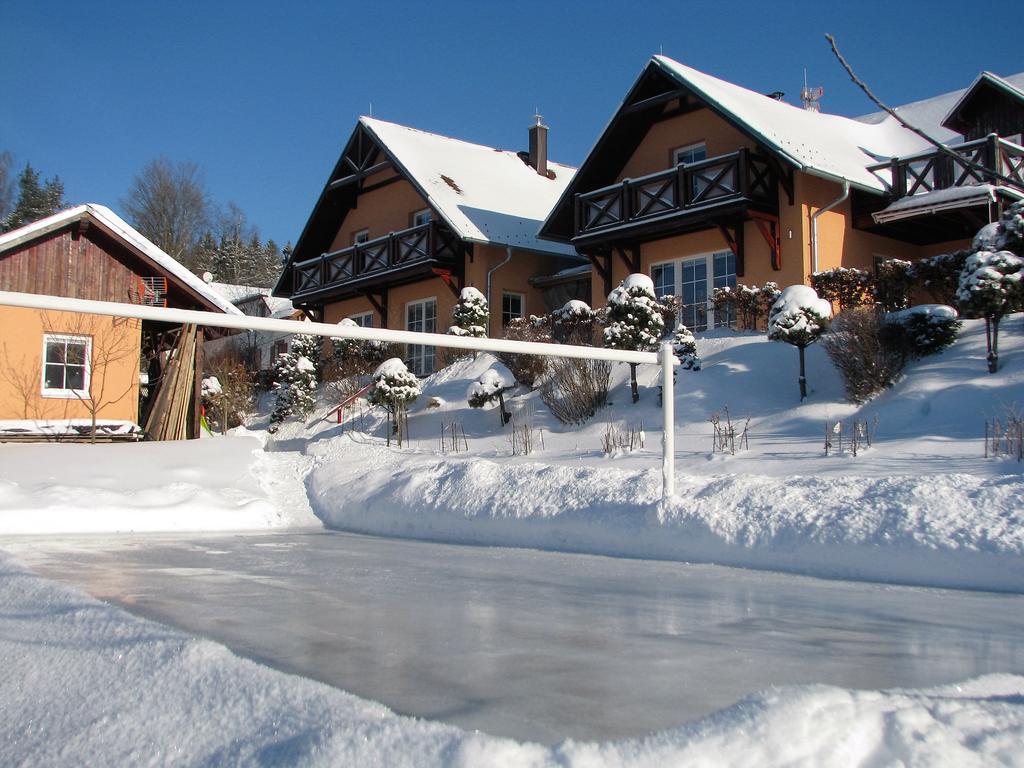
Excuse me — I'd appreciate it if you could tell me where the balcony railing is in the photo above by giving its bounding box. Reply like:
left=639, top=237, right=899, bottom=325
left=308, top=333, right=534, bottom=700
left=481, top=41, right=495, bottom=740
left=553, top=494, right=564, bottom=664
left=573, top=148, right=778, bottom=239
left=868, top=134, right=1024, bottom=200
left=292, top=220, right=462, bottom=297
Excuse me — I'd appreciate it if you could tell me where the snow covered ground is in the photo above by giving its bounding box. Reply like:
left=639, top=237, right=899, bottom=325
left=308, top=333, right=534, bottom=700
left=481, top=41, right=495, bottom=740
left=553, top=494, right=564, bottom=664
left=3, top=550, right=1023, bottom=766
left=1, top=315, right=1023, bottom=764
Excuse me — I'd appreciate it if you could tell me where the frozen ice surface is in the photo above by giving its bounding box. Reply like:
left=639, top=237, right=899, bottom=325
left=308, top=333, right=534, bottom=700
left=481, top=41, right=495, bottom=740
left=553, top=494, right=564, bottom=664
left=7, top=530, right=1024, bottom=745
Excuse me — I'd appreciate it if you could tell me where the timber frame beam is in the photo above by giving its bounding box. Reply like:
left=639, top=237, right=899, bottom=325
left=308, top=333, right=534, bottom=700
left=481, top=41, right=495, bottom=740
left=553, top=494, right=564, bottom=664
left=717, top=220, right=745, bottom=277
left=363, top=289, right=389, bottom=327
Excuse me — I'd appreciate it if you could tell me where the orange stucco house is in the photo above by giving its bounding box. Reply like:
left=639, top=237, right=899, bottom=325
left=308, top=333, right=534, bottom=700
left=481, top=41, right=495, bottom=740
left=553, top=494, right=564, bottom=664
left=0, top=204, right=241, bottom=439
left=273, top=117, right=587, bottom=374
left=539, top=56, right=1024, bottom=330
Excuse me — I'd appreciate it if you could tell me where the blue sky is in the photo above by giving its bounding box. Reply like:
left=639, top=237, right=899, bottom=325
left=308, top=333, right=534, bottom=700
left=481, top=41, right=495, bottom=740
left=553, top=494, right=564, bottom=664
left=2, top=1, right=1020, bottom=248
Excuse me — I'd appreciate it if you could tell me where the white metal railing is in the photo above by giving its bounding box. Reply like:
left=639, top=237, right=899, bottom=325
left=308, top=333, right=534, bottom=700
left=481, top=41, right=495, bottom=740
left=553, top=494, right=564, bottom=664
left=0, top=290, right=679, bottom=498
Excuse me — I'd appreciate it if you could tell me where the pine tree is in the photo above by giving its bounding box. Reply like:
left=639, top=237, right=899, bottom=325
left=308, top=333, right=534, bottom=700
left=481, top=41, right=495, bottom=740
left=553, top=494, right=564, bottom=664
left=956, top=249, right=1023, bottom=373
left=369, top=358, right=421, bottom=445
left=268, top=342, right=318, bottom=433
left=1, top=163, right=66, bottom=232
left=448, top=287, right=489, bottom=338
left=603, top=274, right=665, bottom=403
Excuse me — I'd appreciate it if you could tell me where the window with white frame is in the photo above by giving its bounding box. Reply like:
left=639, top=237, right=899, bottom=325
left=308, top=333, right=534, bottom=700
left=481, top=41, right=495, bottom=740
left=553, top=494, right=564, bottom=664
left=353, top=228, right=370, bottom=245
left=412, top=208, right=431, bottom=227
left=501, top=292, right=524, bottom=327
left=650, top=249, right=736, bottom=332
left=348, top=311, right=373, bottom=327
left=405, top=297, right=437, bottom=375
left=673, top=142, right=707, bottom=166
left=41, top=334, right=91, bottom=398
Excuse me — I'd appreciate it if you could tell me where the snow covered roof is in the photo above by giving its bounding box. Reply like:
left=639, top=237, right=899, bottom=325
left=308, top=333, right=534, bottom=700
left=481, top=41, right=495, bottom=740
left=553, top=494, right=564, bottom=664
left=359, top=117, right=578, bottom=255
left=0, top=204, right=241, bottom=315
left=872, top=184, right=1024, bottom=224
left=650, top=56, right=934, bottom=193
left=208, top=282, right=296, bottom=318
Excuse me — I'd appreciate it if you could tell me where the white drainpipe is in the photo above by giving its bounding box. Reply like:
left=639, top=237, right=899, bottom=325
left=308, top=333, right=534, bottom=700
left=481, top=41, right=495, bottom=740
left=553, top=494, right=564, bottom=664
left=486, top=246, right=513, bottom=336
left=810, top=180, right=850, bottom=275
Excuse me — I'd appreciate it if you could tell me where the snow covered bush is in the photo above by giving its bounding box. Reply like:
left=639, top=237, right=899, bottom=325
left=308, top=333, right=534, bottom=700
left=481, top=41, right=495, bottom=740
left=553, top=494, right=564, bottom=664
left=822, top=307, right=905, bottom=403
left=603, top=274, right=665, bottom=403
left=499, top=316, right=551, bottom=388
left=913, top=250, right=970, bottom=306
left=368, top=358, right=421, bottom=411
left=712, top=282, right=780, bottom=330
left=202, top=354, right=255, bottom=434
left=768, top=285, right=832, bottom=401
left=290, top=334, right=323, bottom=376
left=810, top=268, right=873, bottom=310
left=328, top=319, right=390, bottom=377
left=956, top=249, right=1024, bottom=372
left=369, top=358, right=421, bottom=445
left=447, top=287, right=489, bottom=338
left=882, top=305, right=961, bottom=360
left=669, top=325, right=701, bottom=370
left=467, top=366, right=514, bottom=425
left=874, top=259, right=914, bottom=311
left=539, top=357, right=611, bottom=425
left=551, top=300, right=595, bottom=344
left=268, top=348, right=317, bottom=433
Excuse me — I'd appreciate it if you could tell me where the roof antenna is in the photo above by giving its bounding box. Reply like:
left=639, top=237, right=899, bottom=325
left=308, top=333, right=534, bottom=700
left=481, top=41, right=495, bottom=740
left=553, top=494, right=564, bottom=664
left=368, top=101, right=373, bottom=117
left=659, top=44, right=664, bottom=55
left=801, top=68, right=824, bottom=112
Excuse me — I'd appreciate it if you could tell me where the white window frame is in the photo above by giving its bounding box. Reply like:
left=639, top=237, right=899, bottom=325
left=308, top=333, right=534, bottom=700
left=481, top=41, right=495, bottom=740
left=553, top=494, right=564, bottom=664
left=348, top=311, right=374, bottom=328
left=412, top=208, right=432, bottom=227
left=501, top=291, right=525, bottom=327
left=41, top=333, right=91, bottom=399
left=650, top=249, right=736, bottom=332
left=405, top=297, right=437, bottom=375
left=673, top=142, right=707, bottom=166
left=353, top=228, right=370, bottom=245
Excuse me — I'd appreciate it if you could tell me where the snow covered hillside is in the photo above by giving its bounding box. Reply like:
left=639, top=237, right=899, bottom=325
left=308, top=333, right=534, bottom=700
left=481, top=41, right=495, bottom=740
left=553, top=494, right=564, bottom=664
left=281, top=316, right=1024, bottom=592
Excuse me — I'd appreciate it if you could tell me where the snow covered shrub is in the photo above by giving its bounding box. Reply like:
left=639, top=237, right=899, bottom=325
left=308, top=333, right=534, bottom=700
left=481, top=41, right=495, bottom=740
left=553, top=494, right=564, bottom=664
left=203, top=354, right=254, bottom=433
left=768, top=285, right=832, bottom=401
left=882, top=305, right=961, bottom=360
left=290, top=334, right=324, bottom=376
left=712, top=282, right=780, bottom=330
left=268, top=349, right=317, bottom=433
left=498, top=316, right=551, bottom=387
left=551, top=300, right=595, bottom=344
left=822, top=307, right=905, bottom=403
left=369, top=358, right=421, bottom=445
left=912, top=250, right=969, bottom=306
left=448, top=287, right=489, bottom=338
left=328, top=319, right=391, bottom=375
left=956, top=249, right=1024, bottom=372
left=874, top=259, right=914, bottom=311
left=810, top=268, right=873, bottom=310
left=467, top=366, right=514, bottom=425
left=669, top=325, right=701, bottom=370
left=603, top=274, right=664, bottom=403
left=539, top=357, right=611, bottom=425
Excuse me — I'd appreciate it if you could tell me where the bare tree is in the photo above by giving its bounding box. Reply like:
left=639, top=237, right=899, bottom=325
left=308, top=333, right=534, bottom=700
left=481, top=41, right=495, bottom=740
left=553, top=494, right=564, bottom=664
left=122, top=157, right=210, bottom=268
left=0, top=151, right=14, bottom=221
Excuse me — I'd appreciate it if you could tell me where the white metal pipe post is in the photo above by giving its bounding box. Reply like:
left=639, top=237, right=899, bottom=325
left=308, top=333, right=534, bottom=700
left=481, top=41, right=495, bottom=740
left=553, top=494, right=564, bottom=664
left=659, top=341, right=675, bottom=498
left=0, top=290, right=679, bottom=497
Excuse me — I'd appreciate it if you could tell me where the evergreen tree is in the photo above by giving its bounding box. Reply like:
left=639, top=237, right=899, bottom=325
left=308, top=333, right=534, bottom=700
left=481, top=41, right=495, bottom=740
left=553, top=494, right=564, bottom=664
left=448, top=287, right=489, bottom=338
left=768, top=285, right=832, bottom=401
left=0, top=151, right=14, bottom=222
left=1, top=163, right=66, bottom=232
left=268, top=341, right=318, bottom=433
left=603, top=274, right=665, bottom=403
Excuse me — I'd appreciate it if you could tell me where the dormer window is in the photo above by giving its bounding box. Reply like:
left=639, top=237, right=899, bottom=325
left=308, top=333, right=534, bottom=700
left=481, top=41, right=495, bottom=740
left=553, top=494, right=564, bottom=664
left=673, top=143, right=707, bottom=166
left=412, top=209, right=431, bottom=227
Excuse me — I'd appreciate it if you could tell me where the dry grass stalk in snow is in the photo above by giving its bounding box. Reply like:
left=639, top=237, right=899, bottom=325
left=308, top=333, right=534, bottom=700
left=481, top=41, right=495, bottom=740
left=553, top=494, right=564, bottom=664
left=601, top=420, right=645, bottom=453
left=439, top=420, right=468, bottom=454
left=709, top=407, right=749, bottom=454
left=985, top=410, right=1023, bottom=461
left=824, top=417, right=877, bottom=457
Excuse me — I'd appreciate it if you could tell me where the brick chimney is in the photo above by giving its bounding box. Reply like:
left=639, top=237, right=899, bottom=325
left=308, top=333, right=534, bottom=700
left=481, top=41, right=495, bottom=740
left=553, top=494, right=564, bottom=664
left=528, top=113, right=548, bottom=177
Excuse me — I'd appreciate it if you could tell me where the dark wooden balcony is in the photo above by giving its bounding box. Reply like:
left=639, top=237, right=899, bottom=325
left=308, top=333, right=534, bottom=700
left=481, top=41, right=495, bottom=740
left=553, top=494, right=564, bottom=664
left=868, top=134, right=1024, bottom=200
left=572, top=148, right=778, bottom=245
left=291, top=220, right=463, bottom=300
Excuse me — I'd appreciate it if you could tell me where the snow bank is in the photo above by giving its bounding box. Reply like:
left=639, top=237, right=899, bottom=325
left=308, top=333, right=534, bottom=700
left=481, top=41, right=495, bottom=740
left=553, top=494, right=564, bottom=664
left=308, top=441, right=1024, bottom=593
left=2, top=551, right=1021, bottom=767
left=0, top=437, right=318, bottom=534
